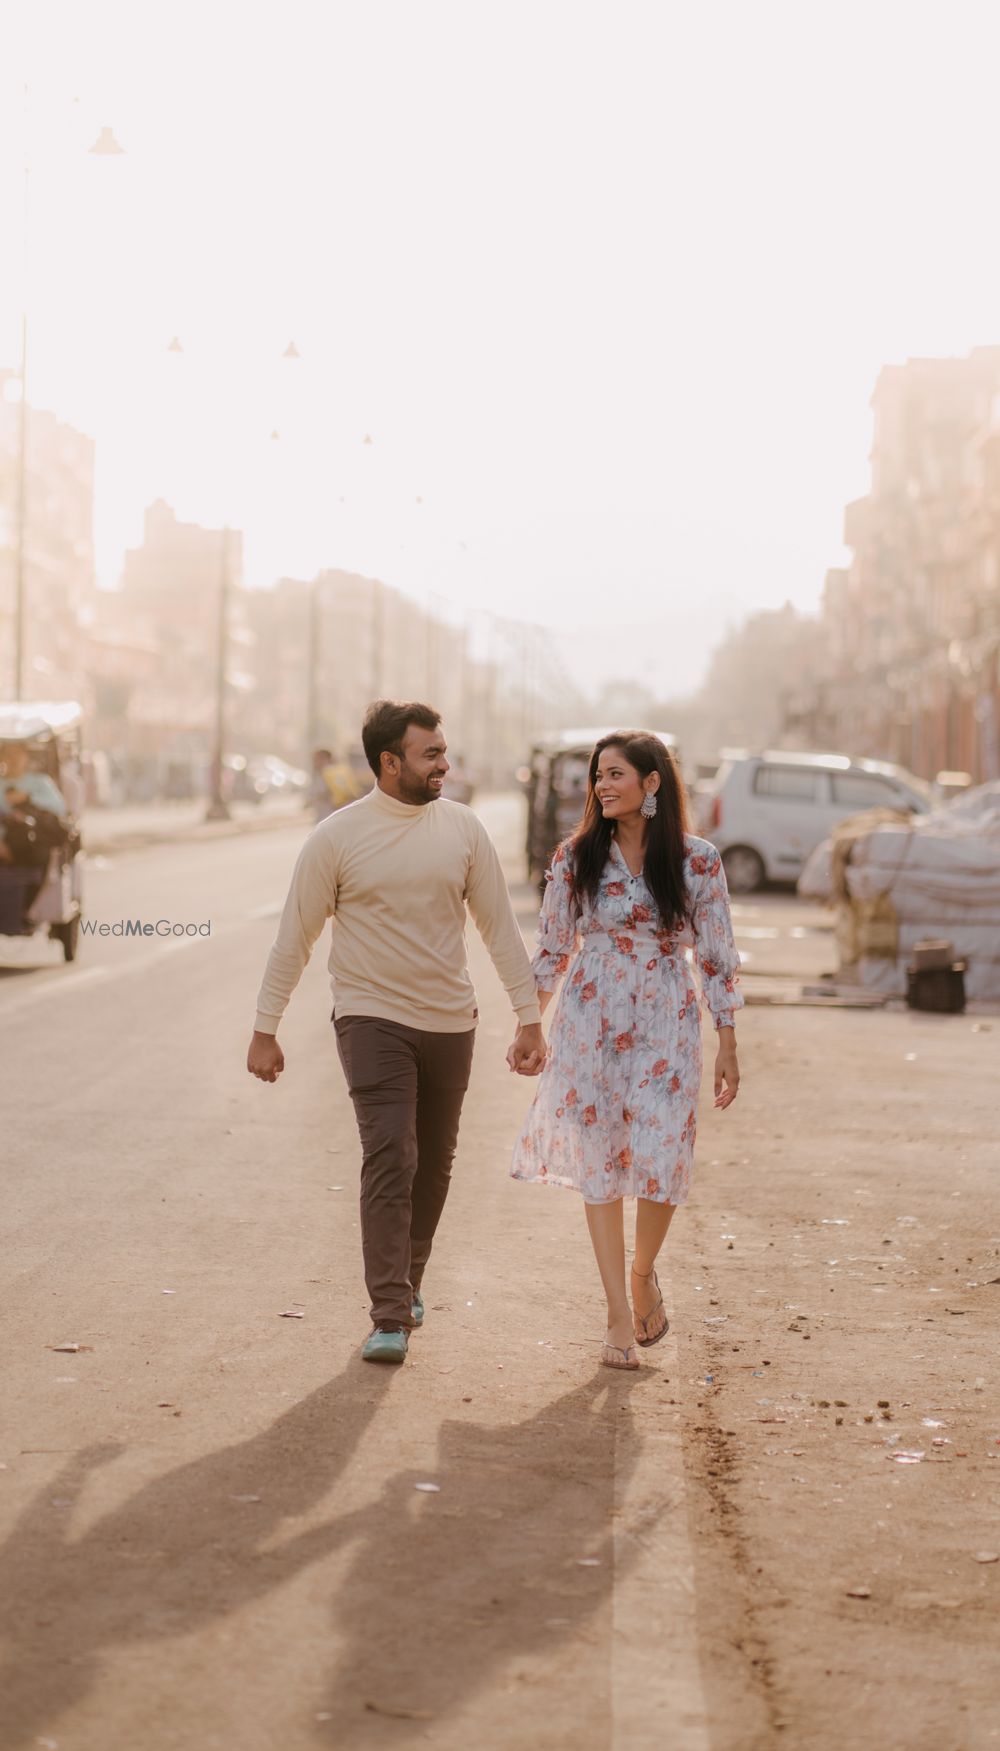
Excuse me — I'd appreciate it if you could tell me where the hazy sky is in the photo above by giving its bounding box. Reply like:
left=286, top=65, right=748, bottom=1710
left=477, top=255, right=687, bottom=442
left=4, top=0, right=1000, bottom=699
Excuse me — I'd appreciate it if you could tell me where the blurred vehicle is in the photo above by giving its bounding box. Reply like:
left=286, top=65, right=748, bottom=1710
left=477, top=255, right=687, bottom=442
left=222, top=755, right=270, bottom=803
left=697, top=750, right=934, bottom=893
left=258, top=755, right=309, bottom=795
left=525, top=726, right=678, bottom=891
left=0, top=700, right=84, bottom=962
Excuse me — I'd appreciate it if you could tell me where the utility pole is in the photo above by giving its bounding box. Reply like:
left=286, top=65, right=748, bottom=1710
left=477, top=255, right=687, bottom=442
left=305, top=574, right=321, bottom=756
left=13, top=310, right=28, bottom=698
left=371, top=577, right=384, bottom=697
left=205, top=526, right=232, bottom=820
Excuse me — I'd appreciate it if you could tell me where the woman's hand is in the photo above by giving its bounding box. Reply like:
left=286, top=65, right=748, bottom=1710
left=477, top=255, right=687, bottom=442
left=714, top=1028, right=740, bottom=1110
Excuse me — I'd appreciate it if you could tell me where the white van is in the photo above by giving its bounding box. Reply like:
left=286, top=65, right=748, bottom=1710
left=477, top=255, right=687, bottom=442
left=697, top=752, right=933, bottom=893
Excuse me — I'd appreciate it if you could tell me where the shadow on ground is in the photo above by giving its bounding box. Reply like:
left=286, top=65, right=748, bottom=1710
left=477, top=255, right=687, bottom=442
left=0, top=1366, right=645, bottom=1748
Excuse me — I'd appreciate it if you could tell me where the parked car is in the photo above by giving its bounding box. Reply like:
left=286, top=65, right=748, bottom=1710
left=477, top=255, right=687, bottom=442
left=222, top=755, right=269, bottom=804
left=258, top=755, right=310, bottom=795
left=696, top=751, right=934, bottom=893
left=524, top=727, right=678, bottom=891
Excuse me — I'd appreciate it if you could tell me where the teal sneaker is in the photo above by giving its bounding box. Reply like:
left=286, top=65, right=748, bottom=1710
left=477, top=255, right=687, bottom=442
left=411, top=1290, right=425, bottom=1328
left=362, top=1326, right=408, bottom=1365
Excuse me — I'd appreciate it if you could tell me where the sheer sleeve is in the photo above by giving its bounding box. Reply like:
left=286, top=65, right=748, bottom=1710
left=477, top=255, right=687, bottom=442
left=690, top=847, right=743, bottom=1030
left=531, top=841, right=580, bottom=993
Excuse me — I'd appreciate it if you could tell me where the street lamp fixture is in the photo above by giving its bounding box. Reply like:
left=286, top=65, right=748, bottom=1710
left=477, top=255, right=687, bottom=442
left=283, top=341, right=301, bottom=359
left=166, top=335, right=184, bottom=353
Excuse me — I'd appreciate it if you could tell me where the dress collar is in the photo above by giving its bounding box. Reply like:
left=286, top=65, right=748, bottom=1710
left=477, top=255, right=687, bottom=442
left=609, top=838, right=644, bottom=878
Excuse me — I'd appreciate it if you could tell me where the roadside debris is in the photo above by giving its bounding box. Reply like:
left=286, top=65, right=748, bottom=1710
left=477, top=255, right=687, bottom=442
left=365, top=1701, right=434, bottom=1722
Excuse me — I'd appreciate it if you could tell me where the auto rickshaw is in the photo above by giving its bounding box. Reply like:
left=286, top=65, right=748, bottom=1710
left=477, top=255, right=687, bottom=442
left=0, top=701, right=84, bottom=962
left=524, top=726, right=678, bottom=892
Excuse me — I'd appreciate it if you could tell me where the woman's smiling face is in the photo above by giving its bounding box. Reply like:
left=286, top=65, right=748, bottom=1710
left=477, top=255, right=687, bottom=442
left=594, top=746, right=646, bottom=821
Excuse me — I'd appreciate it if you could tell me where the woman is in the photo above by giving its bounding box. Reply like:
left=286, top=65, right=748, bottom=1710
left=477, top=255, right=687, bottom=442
left=510, top=731, right=742, bottom=1369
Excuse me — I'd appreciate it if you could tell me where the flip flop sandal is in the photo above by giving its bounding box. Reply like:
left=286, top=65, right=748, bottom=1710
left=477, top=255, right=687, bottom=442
left=632, top=1268, right=669, bottom=1348
left=601, top=1341, right=640, bottom=1371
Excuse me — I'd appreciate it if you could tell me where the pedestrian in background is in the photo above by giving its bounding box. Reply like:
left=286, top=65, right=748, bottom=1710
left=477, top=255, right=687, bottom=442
left=248, top=700, right=546, bottom=1363
left=309, top=748, right=338, bottom=822
left=510, top=731, right=742, bottom=1369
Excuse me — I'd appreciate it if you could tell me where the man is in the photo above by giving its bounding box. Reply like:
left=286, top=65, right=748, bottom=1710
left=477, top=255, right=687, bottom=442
left=247, top=700, right=545, bottom=1364
left=0, top=744, right=68, bottom=853
left=0, top=743, right=72, bottom=929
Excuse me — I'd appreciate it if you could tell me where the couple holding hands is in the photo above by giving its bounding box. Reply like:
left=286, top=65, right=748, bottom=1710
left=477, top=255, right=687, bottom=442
left=248, top=699, right=742, bottom=1369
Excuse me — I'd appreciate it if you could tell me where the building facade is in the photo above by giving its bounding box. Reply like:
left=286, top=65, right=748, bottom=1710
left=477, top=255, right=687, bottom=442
left=817, top=347, right=1000, bottom=782
left=0, top=372, right=96, bottom=702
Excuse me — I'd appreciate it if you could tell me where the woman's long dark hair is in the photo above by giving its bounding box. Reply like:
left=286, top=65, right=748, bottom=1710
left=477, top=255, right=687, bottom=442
left=569, top=732, right=690, bottom=928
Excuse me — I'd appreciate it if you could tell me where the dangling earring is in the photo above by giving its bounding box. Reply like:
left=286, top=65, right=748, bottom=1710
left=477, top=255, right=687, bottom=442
left=640, top=789, right=658, bottom=819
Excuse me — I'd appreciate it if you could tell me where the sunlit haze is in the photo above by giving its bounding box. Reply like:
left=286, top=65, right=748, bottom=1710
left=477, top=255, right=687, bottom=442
left=5, top=0, right=1000, bottom=698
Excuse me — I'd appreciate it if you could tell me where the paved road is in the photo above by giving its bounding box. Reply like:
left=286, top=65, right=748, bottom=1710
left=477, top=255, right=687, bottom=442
left=1, top=799, right=996, bottom=1749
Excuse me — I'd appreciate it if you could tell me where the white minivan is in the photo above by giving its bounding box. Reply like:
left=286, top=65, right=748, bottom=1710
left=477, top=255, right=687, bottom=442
left=696, top=752, right=933, bottom=893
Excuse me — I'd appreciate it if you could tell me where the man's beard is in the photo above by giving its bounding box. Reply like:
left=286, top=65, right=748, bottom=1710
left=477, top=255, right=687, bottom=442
left=397, top=763, right=441, bottom=806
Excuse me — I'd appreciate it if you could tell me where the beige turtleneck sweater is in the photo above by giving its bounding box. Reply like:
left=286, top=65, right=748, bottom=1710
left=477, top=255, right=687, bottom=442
left=253, top=788, right=541, bottom=1035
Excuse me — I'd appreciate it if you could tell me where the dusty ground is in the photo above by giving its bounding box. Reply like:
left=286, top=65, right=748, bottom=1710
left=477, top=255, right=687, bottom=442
left=0, top=799, right=997, bottom=1749
left=670, top=997, right=1000, bottom=1750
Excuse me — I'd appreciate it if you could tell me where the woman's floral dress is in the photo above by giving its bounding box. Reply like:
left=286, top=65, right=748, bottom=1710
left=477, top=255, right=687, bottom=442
left=511, top=835, right=743, bottom=1205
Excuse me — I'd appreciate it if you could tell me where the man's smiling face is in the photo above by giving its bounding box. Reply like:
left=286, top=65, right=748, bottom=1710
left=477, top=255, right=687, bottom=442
left=392, top=724, right=450, bottom=806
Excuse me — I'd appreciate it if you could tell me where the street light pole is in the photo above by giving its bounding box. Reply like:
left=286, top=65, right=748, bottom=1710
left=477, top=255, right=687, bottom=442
left=205, top=525, right=232, bottom=821
left=305, top=573, right=321, bottom=757
left=13, top=309, right=28, bottom=699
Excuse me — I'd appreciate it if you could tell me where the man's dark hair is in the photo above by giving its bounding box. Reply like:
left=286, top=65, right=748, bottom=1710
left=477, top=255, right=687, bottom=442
left=362, top=700, right=441, bottom=777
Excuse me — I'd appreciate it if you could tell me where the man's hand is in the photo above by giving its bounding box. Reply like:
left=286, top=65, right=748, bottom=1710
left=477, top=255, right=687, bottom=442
left=506, top=1021, right=547, bottom=1076
left=713, top=1029, right=740, bottom=1110
left=247, top=1030, right=285, bottom=1083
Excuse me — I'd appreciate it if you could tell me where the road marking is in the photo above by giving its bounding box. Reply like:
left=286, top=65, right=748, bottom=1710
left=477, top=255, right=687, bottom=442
left=0, top=934, right=215, bottom=1019
left=612, top=1289, right=710, bottom=1749
left=0, top=964, right=112, bottom=1019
